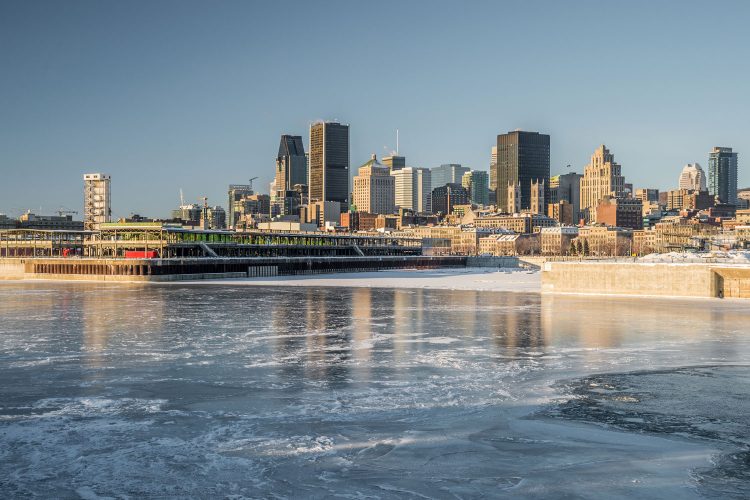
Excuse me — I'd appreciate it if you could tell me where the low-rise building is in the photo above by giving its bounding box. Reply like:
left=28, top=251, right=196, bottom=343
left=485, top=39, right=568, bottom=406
left=474, top=213, right=557, bottom=233
left=596, top=196, right=643, bottom=229
left=653, top=218, right=719, bottom=251
left=632, top=229, right=659, bottom=255
left=575, top=226, right=632, bottom=256
left=547, top=200, right=575, bottom=225
left=540, top=226, right=578, bottom=255
left=479, top=233, right=540, bottom=256
left=341, top=212, right=378, bottom=231
left=17, top=213, right=84, bottom=230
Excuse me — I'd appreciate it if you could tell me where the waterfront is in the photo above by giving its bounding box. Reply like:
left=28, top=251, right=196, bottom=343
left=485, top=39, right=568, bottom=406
left=1, top=282, right=749, bottom=498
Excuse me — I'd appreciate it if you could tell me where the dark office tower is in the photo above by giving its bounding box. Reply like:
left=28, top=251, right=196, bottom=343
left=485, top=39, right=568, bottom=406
left=276, top=135, right=306, bottom=191
left=495, top=130, right=550, bottom=211
left=708, top=147, right=739, bottom=204
left=275, top=135, right=307, bottom=215
left=383, top=155, right=406, bottom=171
left=309, top=121, right=350, bottom=211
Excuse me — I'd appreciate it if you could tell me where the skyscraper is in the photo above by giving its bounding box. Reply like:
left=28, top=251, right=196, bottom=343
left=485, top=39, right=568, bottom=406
left=489, top=146, right=498, bottom=204
left=309, top=121, right=350, bottom=211
left=679, top=163, right=706, bottom=191
left=708, top=147, right=738, bottom=204
left=431, top=163, right=469, bottom=189
left=495, top=130, right=550, bottom=211
left=83, top=173, right=111, bottom=230
left=461, top=170, right=489, bottom=206
left=275, top=135, right=307, bottom=215
left=382, top=155, right=406, bottom=171
left=489, top=146, right=497, bottom=192
left=580, top=145, right=625, bottom=223
left=352, top=154, right=395, bottom=214
left=392, top=167, right=431, bottom=213
left=550, top=172, right=583, bottom=221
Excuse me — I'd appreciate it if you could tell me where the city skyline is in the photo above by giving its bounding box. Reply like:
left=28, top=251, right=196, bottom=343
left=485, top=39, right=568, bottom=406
left=2, top=0, right=749, bottom=217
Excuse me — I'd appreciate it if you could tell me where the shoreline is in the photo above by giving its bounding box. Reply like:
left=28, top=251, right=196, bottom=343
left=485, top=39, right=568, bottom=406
left=176, top=267, right=541, bottom=292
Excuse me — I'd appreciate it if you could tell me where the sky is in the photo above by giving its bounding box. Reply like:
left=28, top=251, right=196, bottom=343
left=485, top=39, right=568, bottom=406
left=1, top=0, right=749, bottom=218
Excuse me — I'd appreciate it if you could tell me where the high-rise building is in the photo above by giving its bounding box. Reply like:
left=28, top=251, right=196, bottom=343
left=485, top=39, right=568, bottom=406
left=431, top=183, right=469, bottom=215
left=580, top=145, right=625, bottom=223
left=495, top=130, right=550, bottom=211
left=550, top=172, right=583, bottom=222
left=83, top=173, right=111, bottom=230
left=431, top=163, right=469, bottom=189
left=489, top=146, right=497, bottom=192
left=227, top=184, right=253, bottom=229
left=382, top=155, right=406, bottom=171
left=392, top=167, right=432, bottom=213
left=352, top=154, right=395, bottom=215
left=708, top=147, right=738, bottom=204
left=679, top=163, right=706, bottom=191
left=274, top=135, right=307, bottom=216
left=309, top=121, right=350, bottom=211
left=461, top=170, right=489, bottom=206
left=489, top=146, right=498, bottom=205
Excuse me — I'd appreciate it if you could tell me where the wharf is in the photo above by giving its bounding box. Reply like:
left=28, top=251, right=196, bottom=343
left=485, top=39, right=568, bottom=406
left=0, top=256, right=467, bottom=282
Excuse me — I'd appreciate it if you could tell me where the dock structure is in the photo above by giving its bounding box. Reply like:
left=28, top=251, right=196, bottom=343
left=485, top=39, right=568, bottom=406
left=0, top=224, right=469, bottom=281
left=1, top=256, right=466, bottom=282
left=0, top=224, right=422, bottom=259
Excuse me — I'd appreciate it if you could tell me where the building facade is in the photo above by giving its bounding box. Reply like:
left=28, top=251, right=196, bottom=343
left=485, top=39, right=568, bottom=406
left=580, top=145, right=625, bottom=223
left=530, top=179, right=545, bottom=214
left=83, top=173, right=111, bottom=230
left=547, top=200, right=575, bottom=225
left=382, top=155, right=406, bottom=171
left=635, top=188, right=660, bottom=203
left=461, top=170, right=490, bottom=206
left=550, top=172, right=582, bottom=221
left=708, top=147, right=738, bottom=204
left=431, top=183, right=469, bottom=215
left=489, top=146, right=498, bottom=194
left=392, top=167, right=432, bottom=213
left=274, top=135, right=307, bottom=216
left=309, top=121, right=350, bottom=211
left=495, top=130, right=550, bottom=211
left=431, top=163, right=469, bottom=190
left=540, top=226, right=579, bottom=255
left=596, top=196, right=644, bottom=229
left=227, top=184, right=254, bottom=229
left=352, top=154, right=395, bottom=215
left=679, top=163, right=706, bottom=191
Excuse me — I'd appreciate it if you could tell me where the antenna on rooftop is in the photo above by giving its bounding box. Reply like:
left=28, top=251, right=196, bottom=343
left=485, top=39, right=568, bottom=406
left=396, top=129, right=399, bottom=155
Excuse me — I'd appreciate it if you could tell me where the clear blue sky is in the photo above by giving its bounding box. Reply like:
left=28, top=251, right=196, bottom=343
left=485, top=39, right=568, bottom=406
left=1, top=0, right=748, bottom=218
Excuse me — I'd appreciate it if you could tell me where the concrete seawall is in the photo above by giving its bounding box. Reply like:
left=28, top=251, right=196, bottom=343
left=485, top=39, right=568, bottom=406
left=542, top=261, right=750, bottom=299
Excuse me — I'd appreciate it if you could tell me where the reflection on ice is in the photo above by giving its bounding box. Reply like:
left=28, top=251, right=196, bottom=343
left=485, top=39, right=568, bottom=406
left=0, top=282, right=749, bottom=497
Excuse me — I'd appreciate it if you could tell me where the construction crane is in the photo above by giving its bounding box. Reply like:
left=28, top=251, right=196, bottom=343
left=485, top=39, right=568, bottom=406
left=57, top=207, right=78, bottom=217
left=248, top=177, right=258, bottom=193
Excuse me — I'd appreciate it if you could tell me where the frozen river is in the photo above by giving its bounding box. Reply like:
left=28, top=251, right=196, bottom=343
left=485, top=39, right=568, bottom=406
left=1, top=281, right=749, bottom=498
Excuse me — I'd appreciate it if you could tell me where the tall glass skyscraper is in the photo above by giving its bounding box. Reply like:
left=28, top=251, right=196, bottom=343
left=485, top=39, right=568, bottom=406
left=308, top=122, right=350, bottom=211
left=431, top=163, right=469, bottom=190
left=274, top=135, right=307, bottom=216
left=494, top=130, right=550, bottom=211
left=708, top=147, right=738, bottom=204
